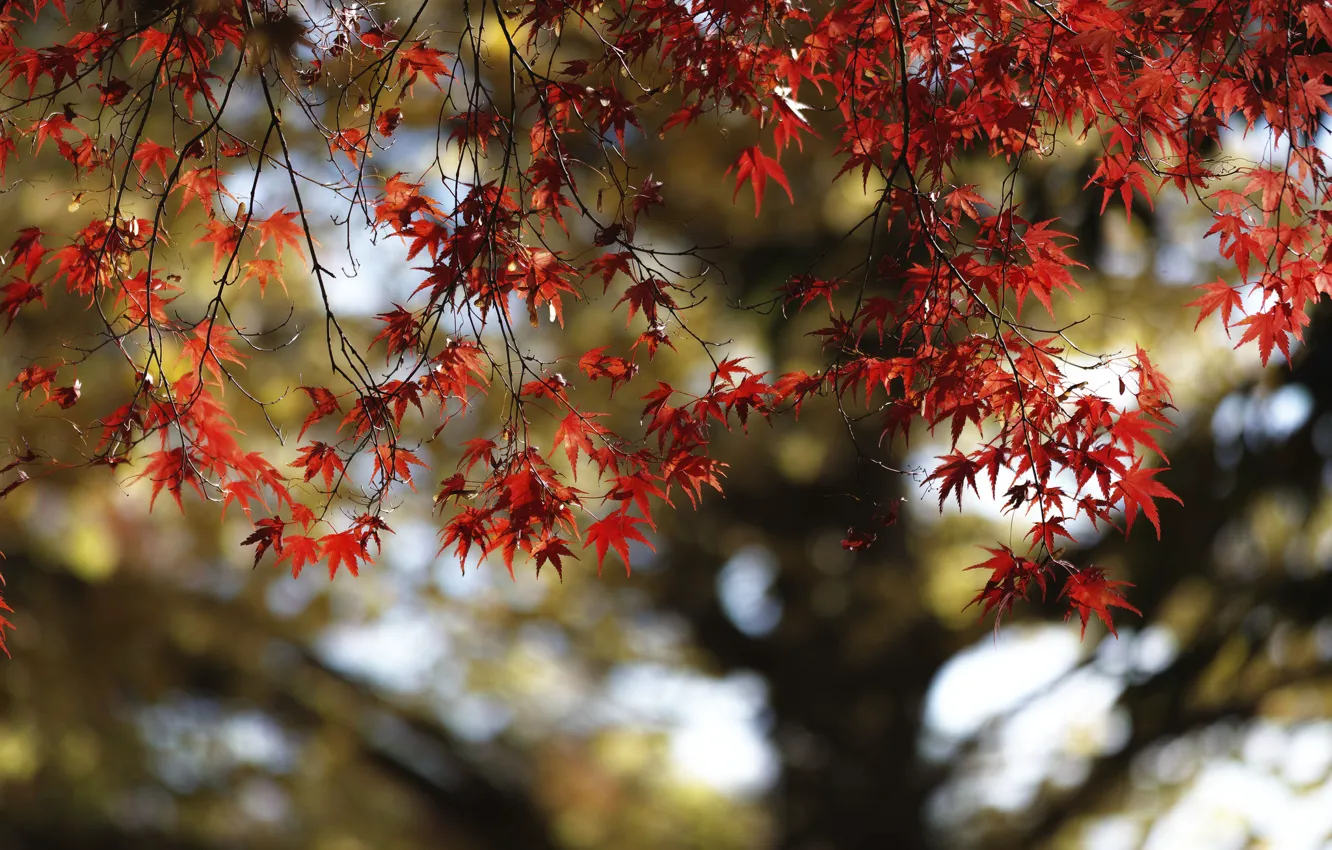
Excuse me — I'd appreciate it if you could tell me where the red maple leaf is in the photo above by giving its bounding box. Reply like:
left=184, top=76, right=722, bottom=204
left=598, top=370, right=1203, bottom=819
left=0, top=134, right=14, bottom=180
left=297, top=386, right=342, bottom=438
left=31, top=113, right=78, bottom=154
left=531, top=534, right=575, bottom=579
left=329, top=129, right=368, bottom=165
left=42, top=379, right=81, bottom=409
left=460, top=438, right=499, bottom=474
left=585, top=510, right=654, bottom=576
left=10, top=364, right=58, bottom=399
left=278, top=534, right=321, bottom=578
left=1061, top=567, right=1141, bottom=638
left=376, top=107, right=402, bottom=137
left=660, top=449, right=726, bottom=507
left=9, top=227, right=46, bottom=278
left=1187, top=279, right=1244, bottom=330
left=0, top=281, right=44, bottom=327
left=1235, top=306, right=1295, bottom=366
left=396, top=42, right=452, bottom=89
left=606, top=473, right=668, bottom=522
left=965, top=546, right=1048, bottom=629
left=726, top=145, right=794, bottom=216
left=221, top=479, right=264, bottom=519
left=132, top=139, right=174, bottom=179
left=242, top=517, right=286, bottom=567
left=1114, top=462, right=1181, bottom=538
left=290, top=442, right=345, bottom=489
left=132, top=448, right=204, bottom=511
left=180, top=324, right=247, bottom=386
left=372, top=445, right=426, bottom=490
left=95, top=78, right=131, bottom=105
left=0, top=594, right=13, bottom=658
left=1111, top=412, right=1170, bottom=463
left=925, top=452, right=981, bottom=509
left=195, top=220, right=244, bottom=272
left=440, top=507, right=494, bottom=564
left=371, top=305, right=420, bottom=359
left=840, top=527, right=876, bottom=551
left=319, top=530, right=365, bottom=579
left=289, top=503, right=318, bottom=529
left=174, top=166, right=233, bottom=215
left=240, top=259, right=284, bottom=294
left=553, top=411, right=608, bottom=474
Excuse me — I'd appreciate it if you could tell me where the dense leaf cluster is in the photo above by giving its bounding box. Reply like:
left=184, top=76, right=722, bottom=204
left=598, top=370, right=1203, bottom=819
left=3, top=0, right=1330, bottom=653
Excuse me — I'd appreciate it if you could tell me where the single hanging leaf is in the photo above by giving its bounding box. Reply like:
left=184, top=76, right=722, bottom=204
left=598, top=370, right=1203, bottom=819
left=297, top=387, right=341, bottom=439
left=1114, top=462, right=1181, bottom=538
left=726, top=146, right=793, bottom=216
left=924, top=452, right=981, bottom=509
left=584, top=511, right=654, bottom=576
left=253, top=208, right=306, bottom=258
left=319, top=530, right=366, bottom=579
left=1061, top=568, right=1141, bottom=638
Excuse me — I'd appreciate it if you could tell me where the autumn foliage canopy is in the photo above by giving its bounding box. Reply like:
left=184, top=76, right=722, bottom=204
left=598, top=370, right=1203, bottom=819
left=2, top=0, right=1329, bottom=654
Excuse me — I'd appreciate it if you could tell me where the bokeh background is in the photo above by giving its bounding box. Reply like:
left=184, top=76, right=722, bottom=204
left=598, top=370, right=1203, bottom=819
left=3, top=4, right=1332, bottom=848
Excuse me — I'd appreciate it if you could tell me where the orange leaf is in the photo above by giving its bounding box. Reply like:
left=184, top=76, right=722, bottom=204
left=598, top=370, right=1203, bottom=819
left=254, top=208, right=306, bottom=259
